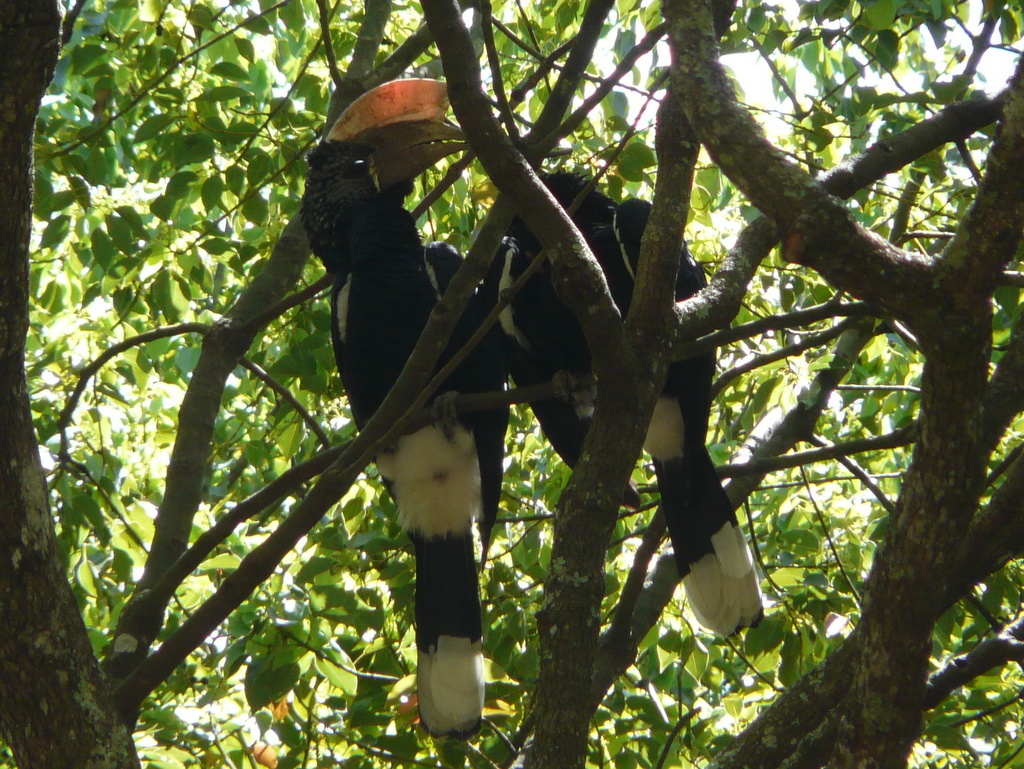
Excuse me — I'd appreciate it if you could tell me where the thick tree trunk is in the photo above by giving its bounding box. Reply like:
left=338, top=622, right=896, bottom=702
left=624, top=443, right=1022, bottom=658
left=0, top=1, right=140, bottom=766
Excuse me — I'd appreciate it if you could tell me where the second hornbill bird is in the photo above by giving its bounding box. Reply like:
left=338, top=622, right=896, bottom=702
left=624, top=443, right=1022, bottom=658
left=300, top=79, right=508, bottom=738
left=491, top=172, right=763, bottom=636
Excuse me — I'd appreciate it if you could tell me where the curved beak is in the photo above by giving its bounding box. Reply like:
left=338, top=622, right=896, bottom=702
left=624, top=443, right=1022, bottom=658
left=327, top=79, right=467, bottom=189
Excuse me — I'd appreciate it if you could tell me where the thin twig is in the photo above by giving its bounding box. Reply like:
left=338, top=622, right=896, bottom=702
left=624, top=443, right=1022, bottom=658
left=57, top=322, right=210, bottom=457
left=744, top=498, right=786, bottom=597
left=410, top=152, right=477, bottom=220
left=987, top=442, right=1024, bottom=488
left=51, top=0, right=290, bottom=158
left=479, top=0, right=519, bottom=142
left=799, top=466, right=862, bottom=604
left=536, top=26, right=668, bottom=154
left=653, top=709, right=695, bottom=769
left=896, top=230, right=956, bottom=245
left=314, top=0, right=345, bottom=90
left=724, top=635, right=784, bottom=691
left=723, top=426, right=918, bottom=479
left=237, top=358, right=332, bottom=449
left=751, top=35, right=806, bottom=119
left=678, top=300, right=873, bottom=360
left=807, top=434, right=898, bottom=518
left=240, top=275, right=333, bottom=332
left=711, top=316, right=862, bottom=398
left=60, top=0, right=90, bottom=45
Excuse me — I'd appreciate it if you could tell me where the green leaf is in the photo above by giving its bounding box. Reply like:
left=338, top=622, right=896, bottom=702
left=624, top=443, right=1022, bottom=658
left=225, top=165, right=246, bottom=195
left=201, top=553, right=241, bottom=571
left=166, top=170, right=199, bottom=198
left=315, top=657, right=358, bottom=697
left=245, top=657, right=301, bottom=711
left=105, top=211, right=135, bottom=254
left=617, top=142, right=656, bottom=182
left=863, top=0, right=896, bottom=29
left=187, top=3, right=215, bottom=29
left=234, top=35, right=256, bottom=62
left=295, top=555, right=335, bottom=584
left=246, top=148, right=275, bottom=186
left=872, top=29, right=900, bottom=69
left=200, top=236, right=231, bottom=255
left=173, top=133, right=216, bottom=166
left=153, top=270, right=190, bottom=318
left=210, top=61, right=250, bottom=81
left=199, top=174, right=224, bottom=210
left=242, top=194, right=269, bottom=224
left=69, top=176, right=91, bottom=208
left=150, top=194, right=176, bottom=221
left=90, top=227, right=116, bottom=268
left=196, top=85, right=252, bottom=103
left=135, top=114, right=176, bottom=142
left=139, top=0, right=164, bottom=22
left=39, top=215, right=70, bottom=248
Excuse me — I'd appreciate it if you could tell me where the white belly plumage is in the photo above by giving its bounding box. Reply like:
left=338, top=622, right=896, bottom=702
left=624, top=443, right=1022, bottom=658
left=375, top=423, right=482, bottom=537
left=644, top=395, right=685, bottom=460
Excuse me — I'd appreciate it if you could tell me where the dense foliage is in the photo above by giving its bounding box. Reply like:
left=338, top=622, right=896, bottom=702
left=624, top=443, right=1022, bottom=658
left=8, top=0, right=1022, bottom=766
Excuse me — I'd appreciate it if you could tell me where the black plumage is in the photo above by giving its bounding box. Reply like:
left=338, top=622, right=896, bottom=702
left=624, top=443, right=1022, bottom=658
left=491, top=172, right=762, bottom=635
left=301, top=99, right=507, bottom=737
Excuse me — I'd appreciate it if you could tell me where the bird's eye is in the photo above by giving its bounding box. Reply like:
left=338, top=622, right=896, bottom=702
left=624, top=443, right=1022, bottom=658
left=342, top=158, right=371, bottom=179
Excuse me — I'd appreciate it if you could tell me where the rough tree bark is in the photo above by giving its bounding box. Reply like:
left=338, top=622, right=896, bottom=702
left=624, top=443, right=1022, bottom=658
left=427, top=0, right=1024, bottom=766
left=102, top=0, right=407, bottom=692
left=664, top=1, right=1024, bottom=767
left=0, top=0, right=140, bottom=766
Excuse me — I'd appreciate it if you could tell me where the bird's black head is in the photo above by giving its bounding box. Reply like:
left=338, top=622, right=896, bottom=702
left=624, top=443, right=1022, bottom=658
left=299, top=80, right=466, bottom=275
left=301, top=139, right=413, bottom=274
left=506, top=171, right=616, bottom=256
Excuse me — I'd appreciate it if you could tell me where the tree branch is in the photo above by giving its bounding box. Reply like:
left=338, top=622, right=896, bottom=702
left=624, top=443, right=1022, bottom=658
left=103, top=220, right=312, bottom=686
left=710, top=316, right=863, bottom=399
left=105, top=0, right=408, bottom=691
left=592, top=511, right=668, bottom=704
left=939, top=58, right=1024, bottom=299
left=585, top=68, right=1009, bottom=767
left=678, top=300, right=872, bottom=360
left=314, top=0, right=346, bottom=90
left=60, top=0, right=89, bottom=45
left=722, top=425, right=917, bottom=481
left=668, top=89, right=1006, bottom=358
left=663, top=0, right=961, bottom=326
left=532, top=25, right=667, bottom=154
left=239, top=275, right=333, bottom=333
left=422, top=4, right=672, bottom=767
left=236, top=358, right=332, bottom=449
left=525, top=0, right=617, bottom=143
left=982, top=312, right=1024, bottom=455
left=0, top=0, right=139, bottom=762
left=924, top=615, right=1024, bottom=710
left=57, top=322, right=210, bottom=460
left=659, top=17, right=1010, bottom=764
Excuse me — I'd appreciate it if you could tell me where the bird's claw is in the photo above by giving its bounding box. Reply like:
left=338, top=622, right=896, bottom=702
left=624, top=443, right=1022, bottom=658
left=431, top=390, right=461, bottom=441
left=552, top=370, right=596, bottom=419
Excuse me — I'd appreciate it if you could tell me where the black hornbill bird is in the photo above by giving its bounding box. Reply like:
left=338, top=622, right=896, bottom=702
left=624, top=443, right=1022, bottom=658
left=300, top=79, right=508, bottom=737
left=491, top=172, right=763, bottom=636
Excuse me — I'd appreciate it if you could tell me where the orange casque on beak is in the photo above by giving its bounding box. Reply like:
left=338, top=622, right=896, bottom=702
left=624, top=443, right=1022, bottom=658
left=326, top=79, right=467, bottom=190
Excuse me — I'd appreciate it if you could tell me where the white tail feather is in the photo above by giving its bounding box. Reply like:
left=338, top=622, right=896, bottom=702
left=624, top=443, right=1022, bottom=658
left=417, top=637, right=485, bottom=736
left=711, top=523, right=755, bottom=578
left=683, top=523, right=763, bottom=635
